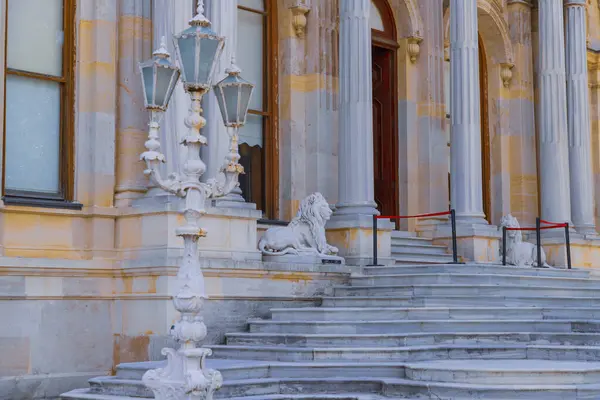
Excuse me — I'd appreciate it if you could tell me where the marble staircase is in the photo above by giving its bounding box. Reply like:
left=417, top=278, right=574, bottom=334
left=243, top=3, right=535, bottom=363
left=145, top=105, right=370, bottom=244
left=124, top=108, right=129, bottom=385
left=62, top=263, right=600, bottom=399
left=390, top=231, right=454, bottom=264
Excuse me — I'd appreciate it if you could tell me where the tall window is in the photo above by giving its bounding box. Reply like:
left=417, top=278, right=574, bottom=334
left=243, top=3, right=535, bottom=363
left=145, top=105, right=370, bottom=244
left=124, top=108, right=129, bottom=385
left=3, top=0, right=75, bottom=205
left=237, top=0, right=276, bottom=218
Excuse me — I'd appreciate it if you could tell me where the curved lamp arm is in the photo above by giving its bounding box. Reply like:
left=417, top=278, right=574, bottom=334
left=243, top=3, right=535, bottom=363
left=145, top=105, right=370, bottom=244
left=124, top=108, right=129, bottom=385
left=207, top=128, right=244, bottom=199
left=140, top=111, right=185, bottom=197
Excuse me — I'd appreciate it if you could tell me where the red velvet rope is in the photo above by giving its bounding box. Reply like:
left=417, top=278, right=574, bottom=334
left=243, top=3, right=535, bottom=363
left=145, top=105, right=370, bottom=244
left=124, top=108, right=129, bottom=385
left=377, top=210, right=452, bottom=220
left=506, top=223, right=567, bottom=231
left=540, top=219, right=566, bottom=226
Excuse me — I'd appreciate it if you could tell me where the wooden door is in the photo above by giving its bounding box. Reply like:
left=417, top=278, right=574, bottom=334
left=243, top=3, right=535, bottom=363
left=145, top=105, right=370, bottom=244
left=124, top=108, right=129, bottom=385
left=372, top=45, right=399, bottom=224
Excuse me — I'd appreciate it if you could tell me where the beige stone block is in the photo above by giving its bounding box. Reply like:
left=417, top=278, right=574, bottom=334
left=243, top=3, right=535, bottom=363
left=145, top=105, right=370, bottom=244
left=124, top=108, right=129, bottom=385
left=0, top=337, right=29, bottom=375
left=25, top=277, right=63, bottom=297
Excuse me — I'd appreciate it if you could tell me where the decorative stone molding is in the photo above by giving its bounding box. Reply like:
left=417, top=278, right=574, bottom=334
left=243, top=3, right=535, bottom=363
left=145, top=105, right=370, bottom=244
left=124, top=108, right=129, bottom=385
left=500, top=63, right=514, bottom=88
left=290, top=1, right=311, bottom=38
left=407, top=37, right=422, bottom=63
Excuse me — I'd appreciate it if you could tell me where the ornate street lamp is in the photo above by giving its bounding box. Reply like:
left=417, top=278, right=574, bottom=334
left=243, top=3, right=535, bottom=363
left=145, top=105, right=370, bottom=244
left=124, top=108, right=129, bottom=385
left=213, top=56, right=255, bottom=182
left=139, top=3, right=249, bottom=399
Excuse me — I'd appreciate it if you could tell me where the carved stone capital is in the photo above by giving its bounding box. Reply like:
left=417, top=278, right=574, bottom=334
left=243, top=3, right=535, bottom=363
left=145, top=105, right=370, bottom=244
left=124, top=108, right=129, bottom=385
left=407, top=36, right=422, bottom=63
left=290, top=1, right=311, bottom=38
left=500, top=63, right=515, bottom=88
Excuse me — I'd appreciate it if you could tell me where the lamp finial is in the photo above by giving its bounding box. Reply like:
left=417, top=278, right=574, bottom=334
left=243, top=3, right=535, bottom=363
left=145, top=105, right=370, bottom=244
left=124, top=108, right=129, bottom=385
left=190, top=0, right=211, bottom=27
left=153, top=36, right=170, bottom=59
left=225, top=54, right=242, bottom=76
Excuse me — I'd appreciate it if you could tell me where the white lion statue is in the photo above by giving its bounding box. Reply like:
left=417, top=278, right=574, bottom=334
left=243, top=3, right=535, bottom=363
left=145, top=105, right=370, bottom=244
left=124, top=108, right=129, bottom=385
left=500, top=214, right=550, bottom=268
left=258, top=192, right=339, bottom=256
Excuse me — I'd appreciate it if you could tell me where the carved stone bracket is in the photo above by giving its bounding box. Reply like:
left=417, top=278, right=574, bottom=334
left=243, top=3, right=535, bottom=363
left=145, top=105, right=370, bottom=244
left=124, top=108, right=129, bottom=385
left=290, top=0, right=311, bottom=38
left=500, top=63, right=514, bottom=88
left=407, top=36, right=422, bottom=63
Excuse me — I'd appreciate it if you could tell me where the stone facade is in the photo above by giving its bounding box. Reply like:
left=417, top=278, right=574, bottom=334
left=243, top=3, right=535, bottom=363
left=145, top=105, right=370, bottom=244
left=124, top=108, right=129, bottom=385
left=5, top=0, right=600, bottom=398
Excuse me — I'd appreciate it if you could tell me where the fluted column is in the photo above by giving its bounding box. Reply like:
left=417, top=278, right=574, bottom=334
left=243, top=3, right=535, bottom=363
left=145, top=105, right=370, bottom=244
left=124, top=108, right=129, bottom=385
left=204, top=0, right=247, bottom=205
left=537, top=0, right=572, bottom=225
left=449, top=0, right=486, bottom=223
left=565, top=0, right=596, bottom=234
left=335, top=0, right=378, bottom=217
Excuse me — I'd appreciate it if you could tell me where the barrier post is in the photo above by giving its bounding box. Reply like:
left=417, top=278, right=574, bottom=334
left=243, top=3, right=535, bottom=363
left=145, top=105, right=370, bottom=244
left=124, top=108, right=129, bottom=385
left=536, top=217, right=542, bottom=268
left=370, top=215, right=379, bottom=266
left=502, top=226, right=507, bottom=266
left=565, top=223, right=572, bottom=270
left=450, top=209, right=459, bottom=264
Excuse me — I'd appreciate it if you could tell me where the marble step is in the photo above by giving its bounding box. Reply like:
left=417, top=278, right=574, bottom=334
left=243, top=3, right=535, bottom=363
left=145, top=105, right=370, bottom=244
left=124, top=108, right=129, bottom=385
left=114, top=361, right=405, bottom=382
left=61, top=389, right=139, bottom=400
left=62, top=375, right=600, bottom=400
left=404, top=359, right=600, bottom=385
left=88, top=376, right=385, bottom=399
left=321, top=295, right=600, bottom=308
left=350, top=273, right=600, bottom=288
left=363, top=263, right=591, bottom=277
left=210, top=343, right=600, bottom=363
left=225, top=331, right=600, bottom=348
left=382, top=378, right=600, bottom=399
left=333, top=284, right=600, bottom=298
left=247, top=318, right=595, bottom=334
left=268, top=307, right=600, bottom=322
left=222, top=395, right=388, bottom=400
left=391, top=236, right=434, bottom=247
left=391, top=253, right=454, bottom=264
left=390, top=244, right=449, bottom=256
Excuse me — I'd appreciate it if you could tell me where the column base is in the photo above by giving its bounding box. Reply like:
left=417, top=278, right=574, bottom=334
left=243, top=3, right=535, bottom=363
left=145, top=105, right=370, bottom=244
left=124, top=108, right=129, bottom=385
left=574, top=223, right=597, bottom=236
left=434, top=222, right=501, bottom=264
left=326, top=213, right=394, bottom=267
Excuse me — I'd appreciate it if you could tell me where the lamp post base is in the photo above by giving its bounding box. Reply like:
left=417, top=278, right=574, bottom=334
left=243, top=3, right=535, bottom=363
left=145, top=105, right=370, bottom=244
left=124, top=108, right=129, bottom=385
left=142, top=347, right=222, bottom=400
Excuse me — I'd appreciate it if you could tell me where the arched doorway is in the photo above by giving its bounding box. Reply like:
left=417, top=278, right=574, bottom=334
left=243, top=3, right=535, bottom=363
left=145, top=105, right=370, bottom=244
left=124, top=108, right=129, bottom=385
left=371, top=0, right=399, bottom=225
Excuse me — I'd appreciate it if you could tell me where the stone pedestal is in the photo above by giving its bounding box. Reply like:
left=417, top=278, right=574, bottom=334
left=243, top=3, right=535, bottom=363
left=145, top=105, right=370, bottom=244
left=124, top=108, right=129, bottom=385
left=326, top=215, right=394, bottom=267
left=434, top=223, right=501, bottom=263
left=542, top=236, right=600, bottom=268
left=119, top=195, right=262, bottom=263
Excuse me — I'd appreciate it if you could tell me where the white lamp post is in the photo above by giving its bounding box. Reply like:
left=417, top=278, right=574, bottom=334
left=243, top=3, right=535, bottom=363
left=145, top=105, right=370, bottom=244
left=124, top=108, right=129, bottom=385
left=139, top=2, right=254, bottom=399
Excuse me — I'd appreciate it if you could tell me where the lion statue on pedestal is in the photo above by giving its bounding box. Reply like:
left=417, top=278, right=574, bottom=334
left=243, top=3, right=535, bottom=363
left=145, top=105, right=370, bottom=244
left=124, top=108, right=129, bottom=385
left=258, top=192, right=339, bottom=258
left=500, top=214, right=550, bottom=268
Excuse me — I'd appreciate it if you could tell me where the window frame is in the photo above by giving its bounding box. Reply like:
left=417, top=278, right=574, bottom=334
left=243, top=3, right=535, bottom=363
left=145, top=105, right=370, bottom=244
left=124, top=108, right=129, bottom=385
left=1, top=0, right=77, bottom=208
left=236, top=0, right=278, bottom=219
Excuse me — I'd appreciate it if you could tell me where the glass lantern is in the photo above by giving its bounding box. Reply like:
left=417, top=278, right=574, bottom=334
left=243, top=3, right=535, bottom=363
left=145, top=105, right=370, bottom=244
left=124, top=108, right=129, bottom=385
left=213, top=59, right=255, bottom=127
left=173, top=4, right=225, bottom=93
left=139, top=37, right=180, bottom=111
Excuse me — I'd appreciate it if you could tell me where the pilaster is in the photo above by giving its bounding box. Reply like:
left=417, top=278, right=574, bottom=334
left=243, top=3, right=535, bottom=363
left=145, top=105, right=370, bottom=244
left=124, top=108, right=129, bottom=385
left=565, top=0, right=596, bottom=235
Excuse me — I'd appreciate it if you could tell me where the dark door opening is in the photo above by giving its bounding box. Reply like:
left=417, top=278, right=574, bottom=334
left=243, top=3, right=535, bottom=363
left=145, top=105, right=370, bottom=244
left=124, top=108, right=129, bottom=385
left=372, top=44, right=399, bottom=227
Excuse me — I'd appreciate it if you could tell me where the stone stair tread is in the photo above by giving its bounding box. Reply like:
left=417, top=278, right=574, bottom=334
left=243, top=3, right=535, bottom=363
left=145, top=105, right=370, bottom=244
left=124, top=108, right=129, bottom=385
left=227, top=331, right=600, bottom=339
left=222, top=395, right=388, bottom=400
left=406, top=359, right=600, bottom=372
left=269, top=306, right=600, bottom=312
left=339, top=282, right=600, bottom=289
left=61, top=389, right=139, bottom=400
left=363, top=264, right=590, bottom=276
left=351, top=272, right=600, bottom=285
left=249, top=318, right=600, bottom=324
left=212, top=343, right=600, bottom=352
